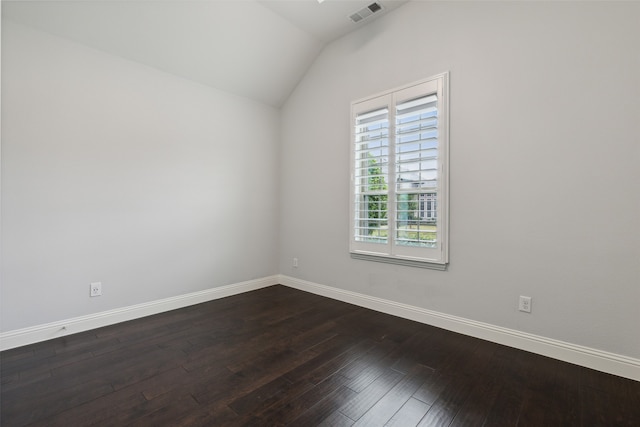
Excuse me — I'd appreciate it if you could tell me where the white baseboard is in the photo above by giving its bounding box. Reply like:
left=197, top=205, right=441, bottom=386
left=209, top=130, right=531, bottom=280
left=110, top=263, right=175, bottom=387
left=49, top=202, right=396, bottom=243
left=278, top=275, right=640, bottom=382
left=0, top=276, right=279, bottom=351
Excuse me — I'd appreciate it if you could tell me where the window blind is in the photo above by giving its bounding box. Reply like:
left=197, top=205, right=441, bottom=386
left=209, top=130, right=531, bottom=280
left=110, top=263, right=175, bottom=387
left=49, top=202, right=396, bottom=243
left=395, top=94, right=438, bottom=248
left=354, top=107, right=389, bottom=244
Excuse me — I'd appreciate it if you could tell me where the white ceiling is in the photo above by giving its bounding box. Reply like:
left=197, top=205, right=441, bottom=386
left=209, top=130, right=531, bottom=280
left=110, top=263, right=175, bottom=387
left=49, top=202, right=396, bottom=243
left=2, top=0, right=409, bottom=107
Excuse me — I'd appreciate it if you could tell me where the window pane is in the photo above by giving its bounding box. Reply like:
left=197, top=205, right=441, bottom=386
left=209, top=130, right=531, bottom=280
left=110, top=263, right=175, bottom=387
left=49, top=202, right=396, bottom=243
left=354, top=107, right=389, bottom=244
left=395, top=193, right=436, bottom=247
left=355, top=194, right=388, bottom=243
left=395, top=95, right=438, bottom=248
left=355, top=108, right=389, bottom=191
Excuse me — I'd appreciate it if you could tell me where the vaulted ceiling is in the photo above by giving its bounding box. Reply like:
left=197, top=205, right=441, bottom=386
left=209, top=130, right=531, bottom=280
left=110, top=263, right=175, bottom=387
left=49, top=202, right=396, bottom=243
left=2, top=0, right=409, bottom=107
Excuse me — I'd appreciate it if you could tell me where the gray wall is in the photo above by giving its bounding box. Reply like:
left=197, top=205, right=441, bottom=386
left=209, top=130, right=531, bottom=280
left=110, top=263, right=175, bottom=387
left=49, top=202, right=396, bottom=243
left=1, top=21, right=280, bottom=331
left=279, top=1, right=640, bottom=359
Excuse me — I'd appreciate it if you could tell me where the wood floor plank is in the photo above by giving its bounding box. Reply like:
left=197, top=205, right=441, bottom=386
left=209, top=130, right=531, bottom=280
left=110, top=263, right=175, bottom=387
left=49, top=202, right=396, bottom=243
left=292, top=339, right=376, bottom=386
left=258, top=374, right=350, bottom=425
left=417, top=340, right=496, bottom=426
left=482, top=382, right=525, bottom=426
left=412, top=369, right=454, bottom=406
left=338, top=367, right=404, bottom=421
left=415, top=373, right=474, bottom=427
left=1, top=377, right=115, bottom=426
left=517, top=357, right=583, bottom=427
left=580, top=384, right=640, bottom=427
left=318, top=410, right=355, bottom=427
left=385, top=397, right=431, bottom=426
left=337, top=340, right=398, bottom=391
left=288, top=385, right=358, bottom=427
left=1, top=285, right=638, bottom=427
left=353, top=364, right=434, bottom=426
left=125, top=394, right=200, bottom=427
left=445, top=376, right=502, bottom=427
left=227, top=375, right=296, bottom=416
left=24, top=378, right=148, bottom=427
left=174, top=404, right=240, bottom=427
left=447, top=345, right=516, bottom=426
left=481, top=348, right=532, bottom=426
left=139, top=366, right=204, bottom=401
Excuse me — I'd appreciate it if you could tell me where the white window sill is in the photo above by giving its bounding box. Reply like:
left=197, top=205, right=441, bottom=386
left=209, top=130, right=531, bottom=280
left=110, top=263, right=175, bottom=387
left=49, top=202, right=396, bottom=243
left=350, top=252, right=448, bottom=271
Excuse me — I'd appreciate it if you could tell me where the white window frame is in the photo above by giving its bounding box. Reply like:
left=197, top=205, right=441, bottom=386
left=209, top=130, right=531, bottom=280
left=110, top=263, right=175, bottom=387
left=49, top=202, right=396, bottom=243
left=350, top=73, right=449, bottom=270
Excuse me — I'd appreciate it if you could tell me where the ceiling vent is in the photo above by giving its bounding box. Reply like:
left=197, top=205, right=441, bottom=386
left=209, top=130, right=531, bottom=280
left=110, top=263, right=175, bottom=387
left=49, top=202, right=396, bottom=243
left=349, top=2, right=384, bottom=23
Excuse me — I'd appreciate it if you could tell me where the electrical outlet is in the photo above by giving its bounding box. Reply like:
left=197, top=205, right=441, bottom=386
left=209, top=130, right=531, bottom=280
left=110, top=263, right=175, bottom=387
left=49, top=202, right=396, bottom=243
left=519, top=296, right=531, bottom=313
left=293, top=257, right=298, bottom=268
left=90, top=282, right=102, bottom=297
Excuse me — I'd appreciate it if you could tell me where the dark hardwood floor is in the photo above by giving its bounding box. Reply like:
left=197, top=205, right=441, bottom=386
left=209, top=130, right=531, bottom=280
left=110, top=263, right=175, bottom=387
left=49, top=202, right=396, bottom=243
left=1, top=285, right=639, bottom=426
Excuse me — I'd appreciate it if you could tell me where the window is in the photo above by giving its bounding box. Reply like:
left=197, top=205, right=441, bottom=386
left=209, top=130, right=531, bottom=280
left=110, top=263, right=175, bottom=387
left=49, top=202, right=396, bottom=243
left=350, top=73, right=449, bottom=269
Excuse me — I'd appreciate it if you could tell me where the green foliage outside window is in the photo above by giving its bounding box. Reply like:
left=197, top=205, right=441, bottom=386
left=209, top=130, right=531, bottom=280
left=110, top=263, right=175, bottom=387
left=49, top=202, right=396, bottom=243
left=367, top=158, right=387, bottom=229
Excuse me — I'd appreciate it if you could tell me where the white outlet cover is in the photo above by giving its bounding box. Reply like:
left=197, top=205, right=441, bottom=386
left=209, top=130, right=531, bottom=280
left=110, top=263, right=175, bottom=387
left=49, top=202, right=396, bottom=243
left=90, top=282, right=102, bottom=297
left=519, top=296, right=531, bottom=313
